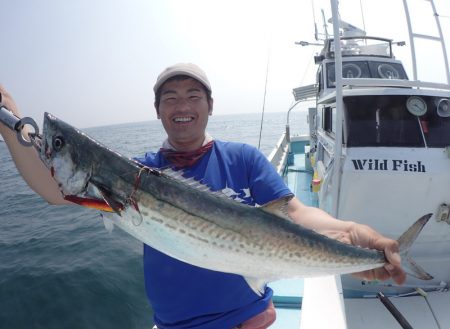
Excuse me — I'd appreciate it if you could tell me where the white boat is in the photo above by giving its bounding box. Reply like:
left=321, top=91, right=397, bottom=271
left=268, top=0, right=450, bottom=328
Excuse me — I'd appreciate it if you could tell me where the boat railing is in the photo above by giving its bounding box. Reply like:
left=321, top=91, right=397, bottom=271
left=404, top=0, right=450, bottom=84
left=268, top=132, right=289, bottom=175
left=340, top=77, right=450, bottom=90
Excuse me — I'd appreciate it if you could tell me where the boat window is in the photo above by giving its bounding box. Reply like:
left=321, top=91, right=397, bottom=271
left=317, top=108, right=323, bottom=133
left=368, top=61, right=408, bottom=79
left=327, top=61, right=408, bottom=87
left=317, top=66, right=324, bottom=93
left=329, top=37, right=392, bottom=58
left=345, top=95, right=450, bottom=147
left=323, top=106, right=336, bottom=136
left=327, top=62, right=371, bottom=87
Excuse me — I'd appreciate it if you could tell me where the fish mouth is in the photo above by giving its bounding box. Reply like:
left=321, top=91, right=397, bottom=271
left=30, top=133, right=44, bottom=153
left=30, top=132, right=53, bottom=169
left=33, top=112, right=57, bottom=166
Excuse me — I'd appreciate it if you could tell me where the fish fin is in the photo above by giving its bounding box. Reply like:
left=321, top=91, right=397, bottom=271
left=162, top=168, right=211, bottom=189
left=162, top=168, right=234, bottom=199
left=92, top=183, right=124, bottom=216
left=397, top=213, right=434, bottom=280
left=260, top=195, right=295, bottom=221
left=101, top=213, right=115, bottom=233
left=244, top=277, right=267, bottom=296
left=403, top=257, right=433, bottom=280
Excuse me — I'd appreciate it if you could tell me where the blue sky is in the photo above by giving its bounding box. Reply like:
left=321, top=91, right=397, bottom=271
left=2, top=0, right=449, bottom=128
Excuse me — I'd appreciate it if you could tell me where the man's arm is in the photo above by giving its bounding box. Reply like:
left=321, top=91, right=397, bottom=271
left=0, top=86, right=69, bottom=205
left=287, top=197, right=406, bottom=284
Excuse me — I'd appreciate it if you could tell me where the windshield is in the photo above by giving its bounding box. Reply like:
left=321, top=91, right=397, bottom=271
left=345, top=95, right=450, bottom=147
left=329, top=37, right=392, bottom=57
left=327, top=61, right=408, bottom=87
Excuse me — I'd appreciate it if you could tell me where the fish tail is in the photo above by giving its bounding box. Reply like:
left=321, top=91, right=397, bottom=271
left=397, top=213, right=433, bottom=280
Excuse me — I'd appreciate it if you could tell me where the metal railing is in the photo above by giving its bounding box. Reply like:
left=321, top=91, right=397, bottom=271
left=268, top=133, right=289, bottom=175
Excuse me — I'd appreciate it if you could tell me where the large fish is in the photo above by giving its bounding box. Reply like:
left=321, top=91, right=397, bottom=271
left=33, top=112, right=432, bottom=293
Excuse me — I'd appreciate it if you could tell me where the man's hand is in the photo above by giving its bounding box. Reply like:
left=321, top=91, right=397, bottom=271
left=347, top=222, right=406, bottom=284
left=323, top=223, right=406, bottom=284
left=0, top=85, right=21, bottom=117
left=287, top=198, right=406, bottom=284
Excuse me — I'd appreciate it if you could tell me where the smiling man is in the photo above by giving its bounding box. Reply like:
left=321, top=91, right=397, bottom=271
left=154, top=64, right=214, bottom=152
left=135, top=64, right=284, bottom=328
left=132, top=63, right=406, bottom=329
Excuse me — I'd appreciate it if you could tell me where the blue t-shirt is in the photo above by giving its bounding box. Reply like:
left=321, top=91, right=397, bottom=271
left=135, top=140, right=292, bottom=329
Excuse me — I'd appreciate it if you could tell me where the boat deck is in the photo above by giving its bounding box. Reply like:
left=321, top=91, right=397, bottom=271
left=269, top=150, right=316, bottom=329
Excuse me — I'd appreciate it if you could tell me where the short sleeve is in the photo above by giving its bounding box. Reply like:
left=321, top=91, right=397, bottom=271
left=243, top=144, right=293, bottom=205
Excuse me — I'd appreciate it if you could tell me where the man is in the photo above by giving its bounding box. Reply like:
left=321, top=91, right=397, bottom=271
left=0, top=63, right=405, bottom=329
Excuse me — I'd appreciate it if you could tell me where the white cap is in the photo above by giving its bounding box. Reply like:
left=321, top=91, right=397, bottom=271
left=153, top=63, right=211, bottom=93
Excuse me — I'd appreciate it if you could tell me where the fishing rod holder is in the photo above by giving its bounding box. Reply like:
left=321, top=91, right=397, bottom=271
left=0, top=105, right=40, bottom=147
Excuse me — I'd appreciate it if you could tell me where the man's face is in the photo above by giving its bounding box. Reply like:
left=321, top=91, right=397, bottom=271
left=156, top=77, right=213, bottom=151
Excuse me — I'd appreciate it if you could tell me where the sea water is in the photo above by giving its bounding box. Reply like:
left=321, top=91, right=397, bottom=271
left=0, top=111, right=308, bottom=329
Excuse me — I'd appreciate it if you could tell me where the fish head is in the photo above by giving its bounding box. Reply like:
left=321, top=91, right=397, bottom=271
left=37, top=112, right=91, bottom=196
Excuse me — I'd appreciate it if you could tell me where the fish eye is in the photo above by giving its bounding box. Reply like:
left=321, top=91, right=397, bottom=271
left=52, top=136, right=65, bottom=151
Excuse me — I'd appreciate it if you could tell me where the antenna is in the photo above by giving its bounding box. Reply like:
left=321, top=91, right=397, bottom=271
left=321, top=9, right=329, bottom=39
left=311, top=0, right=319, bottom=41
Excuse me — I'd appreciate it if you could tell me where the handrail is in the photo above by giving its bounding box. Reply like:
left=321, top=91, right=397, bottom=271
left=340, top=78, right=450, bottom=90
left=403, top=0, right=450, bottom=84
left=268, top=133, right=289, bottom=175
left=330, top=0, right=344, bottom=219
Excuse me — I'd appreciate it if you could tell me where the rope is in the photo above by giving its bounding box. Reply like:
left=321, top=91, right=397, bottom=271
left=257, top=42, right=271, bottom=150
left=359, top=0, right=367, bottom=34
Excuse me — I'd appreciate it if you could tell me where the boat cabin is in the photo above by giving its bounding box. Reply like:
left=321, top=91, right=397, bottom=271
left=315, top=36, right=409, bottom=97
left=310, top=36, right=450, bottom=150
